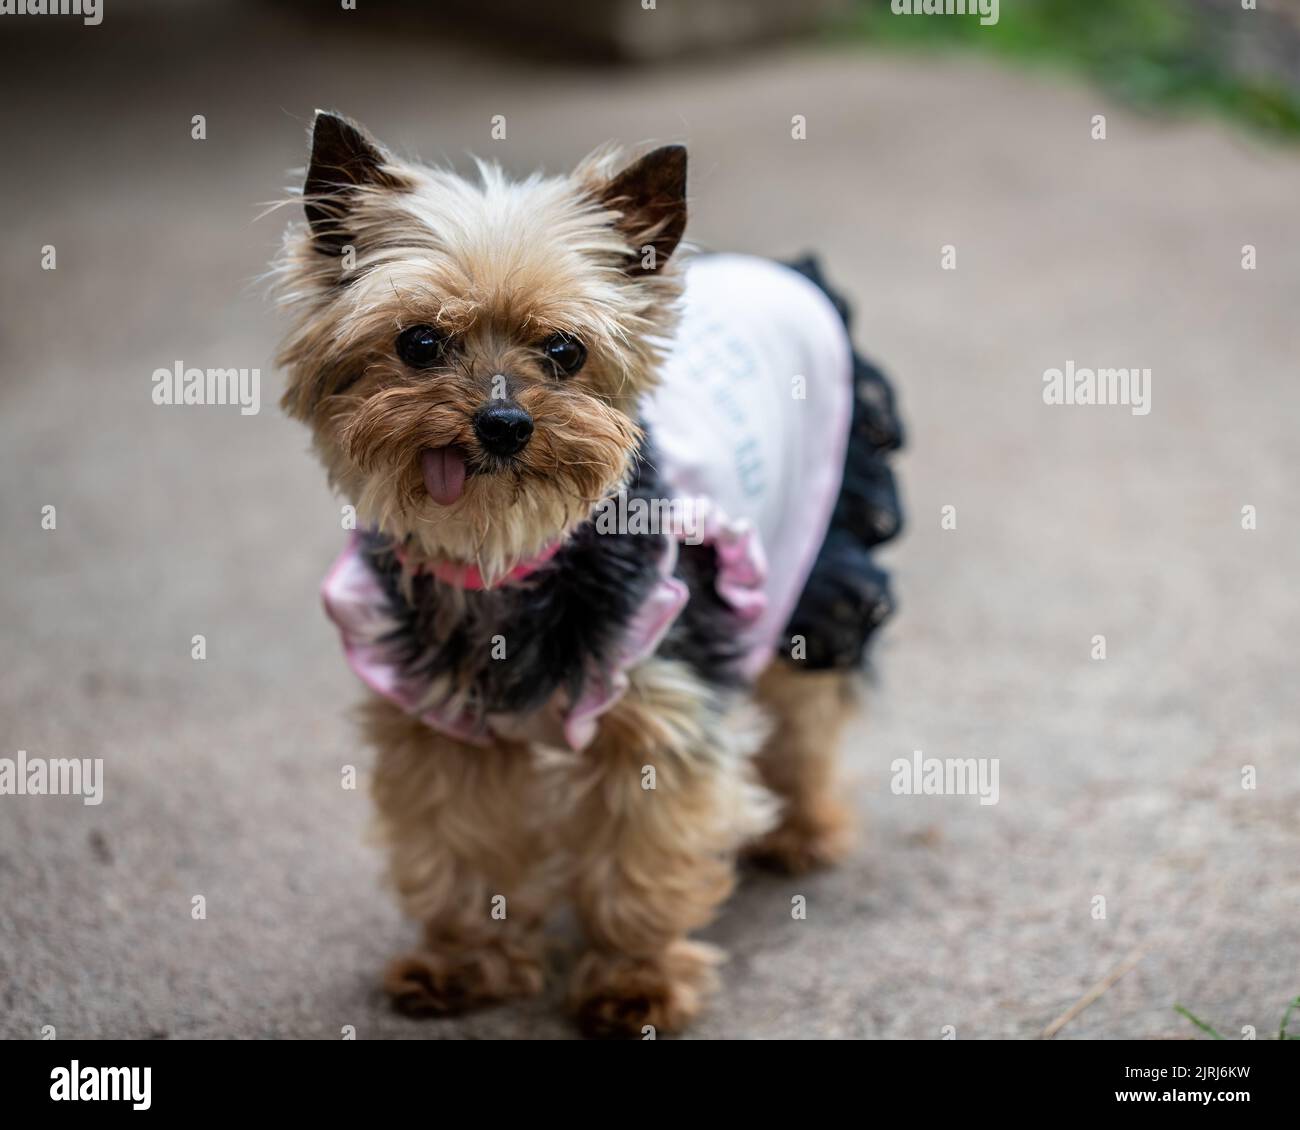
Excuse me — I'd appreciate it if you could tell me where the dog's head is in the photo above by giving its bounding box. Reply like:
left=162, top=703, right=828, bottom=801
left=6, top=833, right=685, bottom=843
left=274, top=111, right=687, bottom=582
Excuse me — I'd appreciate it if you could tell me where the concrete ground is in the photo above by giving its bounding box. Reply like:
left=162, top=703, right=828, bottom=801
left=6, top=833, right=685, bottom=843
left=1, top=8, right=1297, bottom=1040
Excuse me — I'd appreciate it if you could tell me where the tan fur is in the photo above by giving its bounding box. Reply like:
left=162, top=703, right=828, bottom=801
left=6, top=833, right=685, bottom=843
left=746, top=661, right=858, bottom=873
left=561, top=658, right=776, bottom=1037
left=365, top=661, right=782, bottom=1034
left=365, top=699, right=556, bottom=1015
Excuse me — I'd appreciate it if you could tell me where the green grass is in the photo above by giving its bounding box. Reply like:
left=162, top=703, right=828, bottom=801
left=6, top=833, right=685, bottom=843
left=830, top=0, right=1300, bottom=141
left=1175, top=995, right=1300, bottom=1040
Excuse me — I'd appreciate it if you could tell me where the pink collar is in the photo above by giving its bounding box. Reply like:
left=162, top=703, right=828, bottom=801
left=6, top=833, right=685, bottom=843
left=394, top=539, right=563, bottom=590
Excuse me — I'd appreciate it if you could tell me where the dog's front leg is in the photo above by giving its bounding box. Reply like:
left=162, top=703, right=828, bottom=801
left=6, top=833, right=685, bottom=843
left=562, top=659, right=777, bottom=1038
left=364, top=699, right=555, bottom=1017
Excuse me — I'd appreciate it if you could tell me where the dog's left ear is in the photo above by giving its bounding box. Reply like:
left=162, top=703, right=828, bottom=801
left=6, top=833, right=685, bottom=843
left=600, top=145, right=687, bottom=275
left=304, top=110, right=406, bottom=254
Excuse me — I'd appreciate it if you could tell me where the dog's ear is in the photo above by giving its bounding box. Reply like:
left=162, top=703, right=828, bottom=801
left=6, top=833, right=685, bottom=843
left=304, top=110, right=404, bottom=254
left=600, top=145, right=687, bottom=275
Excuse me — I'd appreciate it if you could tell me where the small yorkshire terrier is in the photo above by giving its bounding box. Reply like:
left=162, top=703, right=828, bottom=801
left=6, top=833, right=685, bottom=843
left=274, top=111, right=903, bottom=1037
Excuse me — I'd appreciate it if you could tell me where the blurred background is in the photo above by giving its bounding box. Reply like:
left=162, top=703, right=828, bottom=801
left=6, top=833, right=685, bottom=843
left=1, top=0, right=1297, bottom=1039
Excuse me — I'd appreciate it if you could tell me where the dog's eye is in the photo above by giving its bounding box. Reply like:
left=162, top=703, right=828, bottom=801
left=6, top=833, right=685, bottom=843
left=395, top=325, right=447, bottom=369
left=542, top=332, right=587, bottom=377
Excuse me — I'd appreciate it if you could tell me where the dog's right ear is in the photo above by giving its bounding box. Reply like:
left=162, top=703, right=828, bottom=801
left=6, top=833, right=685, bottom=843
left=303, top=110, right=404, bottom=255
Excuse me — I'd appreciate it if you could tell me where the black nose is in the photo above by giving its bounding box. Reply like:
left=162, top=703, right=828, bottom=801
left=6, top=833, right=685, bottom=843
left=473, top=402, right=534, bottom=457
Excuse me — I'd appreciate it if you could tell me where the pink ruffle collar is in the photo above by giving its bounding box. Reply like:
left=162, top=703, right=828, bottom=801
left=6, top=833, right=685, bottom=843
left=321, top=513, right=766, bottom=752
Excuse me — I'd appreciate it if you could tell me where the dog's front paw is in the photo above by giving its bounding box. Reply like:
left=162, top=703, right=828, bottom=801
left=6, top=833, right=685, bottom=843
left=569, top=940, right=721, bottom=1039
left=744, top=800, right=854, bottom=874
left=384, top=937, right=545, bottom=1017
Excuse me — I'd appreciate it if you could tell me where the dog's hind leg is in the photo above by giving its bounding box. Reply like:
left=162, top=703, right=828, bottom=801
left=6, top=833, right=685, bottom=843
left=743, top=660, right=857, bottom=874
left=364, top=699, right=557, bottom=1017
left=561, top=658, right=776, bottom=1038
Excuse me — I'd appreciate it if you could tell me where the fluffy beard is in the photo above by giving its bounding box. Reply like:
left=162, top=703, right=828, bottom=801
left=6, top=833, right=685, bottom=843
left=324, top=377, right=643, bottom=585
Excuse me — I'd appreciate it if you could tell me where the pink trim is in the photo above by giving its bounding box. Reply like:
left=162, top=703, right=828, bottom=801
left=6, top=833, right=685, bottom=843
left=687, top=502, right=767, bottom=625
left=321, top=534, right=408, bottom=703
left=321, top=507, right=773, bottom=752
left=394, top=539, right=562, bottom=590
left=321, top=536, right=494, bottom=745
left=563, top=539, right=690, bottom=751
left=561, top=506, right=770, bottom=750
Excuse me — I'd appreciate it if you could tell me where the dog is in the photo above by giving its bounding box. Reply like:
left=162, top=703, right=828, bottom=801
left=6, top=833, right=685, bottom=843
left=273, top=111, right=903, bottom=1037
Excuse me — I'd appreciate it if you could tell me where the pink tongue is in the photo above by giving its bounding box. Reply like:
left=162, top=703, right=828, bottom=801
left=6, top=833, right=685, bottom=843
left=421, top=446, right=466, bottom=506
